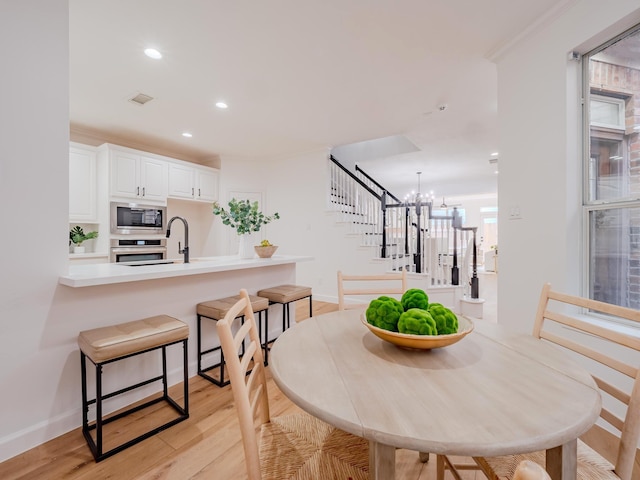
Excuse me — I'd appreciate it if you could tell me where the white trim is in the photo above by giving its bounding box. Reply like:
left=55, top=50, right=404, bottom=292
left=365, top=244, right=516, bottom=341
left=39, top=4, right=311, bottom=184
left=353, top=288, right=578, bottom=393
left=486, top=0, right=579, bottom=62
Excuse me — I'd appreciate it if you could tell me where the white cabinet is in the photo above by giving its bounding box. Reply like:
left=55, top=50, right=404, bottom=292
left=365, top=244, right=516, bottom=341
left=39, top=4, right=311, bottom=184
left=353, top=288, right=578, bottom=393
left=69, top=144, right=97, bottom=222
left=109, top=147, right=167, bottom=202
left=195, top=167, right=218, bottom=202
left=484, top=250, right=497, bottom=272
left=168, top=163, right=195, bottom=199
left=168, top=162, right=218, bottom=202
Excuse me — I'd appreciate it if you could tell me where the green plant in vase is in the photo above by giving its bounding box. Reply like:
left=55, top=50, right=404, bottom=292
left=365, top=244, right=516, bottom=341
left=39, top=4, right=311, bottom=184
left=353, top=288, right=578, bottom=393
left=70, top=225, right=98, bottom=252
left=212, top=199, right=280, bottom=258
left=212, top=199, right=280, bottom=234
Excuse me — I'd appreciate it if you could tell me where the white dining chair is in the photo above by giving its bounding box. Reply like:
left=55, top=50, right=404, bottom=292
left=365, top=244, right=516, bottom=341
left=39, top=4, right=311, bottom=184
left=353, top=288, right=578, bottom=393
left=438, top=282, right=640, bottom=480
left=216, top=288, right=369, bottom=480
left=337, top=269, right=407, bottom=310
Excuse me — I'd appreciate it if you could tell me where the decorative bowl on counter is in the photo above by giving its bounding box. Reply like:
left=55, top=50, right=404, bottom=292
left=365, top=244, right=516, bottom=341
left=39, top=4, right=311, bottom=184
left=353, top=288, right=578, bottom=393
left=254, top=245, right=278, bottom=258
left=360, top=313, right=474, bottom=350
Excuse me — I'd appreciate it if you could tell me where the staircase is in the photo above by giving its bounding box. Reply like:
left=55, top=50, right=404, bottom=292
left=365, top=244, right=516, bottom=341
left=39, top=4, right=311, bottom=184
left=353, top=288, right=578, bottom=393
left=328, top=155, right=480, bottom=299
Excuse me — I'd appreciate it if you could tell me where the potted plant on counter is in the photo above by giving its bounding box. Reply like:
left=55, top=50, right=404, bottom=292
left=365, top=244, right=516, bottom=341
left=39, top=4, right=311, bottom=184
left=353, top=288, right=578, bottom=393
left=212, top=198, right=280, bottom=258
left=69, top=225, right=98, bottom=254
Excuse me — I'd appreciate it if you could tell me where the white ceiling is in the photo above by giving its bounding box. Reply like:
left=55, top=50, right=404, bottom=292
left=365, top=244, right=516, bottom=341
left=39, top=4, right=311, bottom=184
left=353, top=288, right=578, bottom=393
left=69, top=0, right=568, bottom=200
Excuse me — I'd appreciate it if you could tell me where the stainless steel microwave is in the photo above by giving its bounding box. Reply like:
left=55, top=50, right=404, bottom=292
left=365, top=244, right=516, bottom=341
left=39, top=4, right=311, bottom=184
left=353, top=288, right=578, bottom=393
left=110, top=202, right=167, bottom=235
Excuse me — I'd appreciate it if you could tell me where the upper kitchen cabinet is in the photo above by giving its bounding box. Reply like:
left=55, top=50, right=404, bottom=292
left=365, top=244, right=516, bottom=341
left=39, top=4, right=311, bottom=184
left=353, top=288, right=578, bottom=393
left=195, top=167, right=218, bottom=202
left=103, top=144, right=168, bottom=204
left=69, top=143, right=98, bottom=222
left=168, top=161, right=219, bottom=202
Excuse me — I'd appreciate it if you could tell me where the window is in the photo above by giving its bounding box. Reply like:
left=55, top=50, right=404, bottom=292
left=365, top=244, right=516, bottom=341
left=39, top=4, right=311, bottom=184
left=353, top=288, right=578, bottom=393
left=583, top=24, right=640, bottom=310
left=590, top=95, right=625, bottom=129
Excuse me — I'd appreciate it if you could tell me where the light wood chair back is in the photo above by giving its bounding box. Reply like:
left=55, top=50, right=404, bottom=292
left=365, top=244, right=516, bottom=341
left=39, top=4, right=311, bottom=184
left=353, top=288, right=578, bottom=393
left=513, top=460, right=552, bottom=480
left=337, top=269, right=407, bottom=310
left=218, top=289, right=370, bottom=480
left=216, top=289, right=269, bottom=480
left=439, top=283, right=640, bottom=480
left=530, top=282, right=640, bottom=480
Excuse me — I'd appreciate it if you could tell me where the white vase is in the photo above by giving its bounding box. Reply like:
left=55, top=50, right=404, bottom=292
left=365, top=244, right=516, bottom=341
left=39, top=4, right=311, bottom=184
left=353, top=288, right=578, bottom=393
left=237, top=234, right=254, bottom=259
left=73, top=245, right=85, bottom=254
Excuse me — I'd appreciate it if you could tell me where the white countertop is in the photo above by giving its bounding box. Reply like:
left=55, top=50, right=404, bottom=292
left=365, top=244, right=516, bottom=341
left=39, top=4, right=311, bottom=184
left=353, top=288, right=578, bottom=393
left=59, top=254, right=313, bottom=287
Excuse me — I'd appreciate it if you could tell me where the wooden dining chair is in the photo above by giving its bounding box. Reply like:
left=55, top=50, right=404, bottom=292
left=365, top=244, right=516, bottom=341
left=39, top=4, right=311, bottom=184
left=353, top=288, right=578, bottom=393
left=337, top=269, right=407, bottom=310
left=513, top=460, right=551, bottom=480
left=216, top=289, right=369, bottom=480
left=438, top=282, right=640, bottom=480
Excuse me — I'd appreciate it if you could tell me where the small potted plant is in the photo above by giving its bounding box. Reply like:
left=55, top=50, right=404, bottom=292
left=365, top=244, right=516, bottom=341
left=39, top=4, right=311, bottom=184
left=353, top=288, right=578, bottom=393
left=69, top=225, right=98, bottom=254
left=212, top=198, right=280, bottom=258
left=254, top=239, right=279, bottom=258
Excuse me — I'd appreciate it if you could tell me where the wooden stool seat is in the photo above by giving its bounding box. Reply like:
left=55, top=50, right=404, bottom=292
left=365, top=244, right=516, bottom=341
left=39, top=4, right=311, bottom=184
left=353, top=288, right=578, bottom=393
left=257, top=284, right=312, bottom=305
left=197, top=295, right=269, bottom=320
left=78, top=315, right=189, bottom=363
left=257, top=284, right=313, bottom=343
left=197, top=294, right=270, bottom=387
left=78, top=315, right=189, bottom=462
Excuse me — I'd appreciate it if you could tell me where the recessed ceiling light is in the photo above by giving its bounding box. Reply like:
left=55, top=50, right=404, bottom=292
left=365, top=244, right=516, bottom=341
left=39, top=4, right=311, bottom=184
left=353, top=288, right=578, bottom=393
left=144, top=48, right=162, bottom=59
left=490, top=152, right=499, bottom=157
left=182, top=132, right=193, bottom=138
left=215, top=101, right=228, bottom=109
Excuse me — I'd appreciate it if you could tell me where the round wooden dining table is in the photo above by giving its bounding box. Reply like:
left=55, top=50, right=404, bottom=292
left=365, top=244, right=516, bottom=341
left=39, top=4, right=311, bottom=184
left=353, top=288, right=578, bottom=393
left=269, top=309, right=601, bottom=480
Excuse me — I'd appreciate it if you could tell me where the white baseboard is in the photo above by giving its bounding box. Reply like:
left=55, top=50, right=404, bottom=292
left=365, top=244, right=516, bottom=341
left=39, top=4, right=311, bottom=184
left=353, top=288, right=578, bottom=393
left=0, top=364, right=196, bottom=463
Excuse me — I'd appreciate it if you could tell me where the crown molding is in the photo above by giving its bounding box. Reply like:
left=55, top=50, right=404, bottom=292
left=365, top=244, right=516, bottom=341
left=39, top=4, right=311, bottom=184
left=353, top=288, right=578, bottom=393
left=486, top=0, right=578, bottom=63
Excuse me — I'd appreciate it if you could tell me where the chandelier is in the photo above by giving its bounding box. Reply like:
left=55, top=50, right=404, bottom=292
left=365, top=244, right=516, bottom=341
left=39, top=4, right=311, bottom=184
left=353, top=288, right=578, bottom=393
left=404, top=171, right=435, bottom=205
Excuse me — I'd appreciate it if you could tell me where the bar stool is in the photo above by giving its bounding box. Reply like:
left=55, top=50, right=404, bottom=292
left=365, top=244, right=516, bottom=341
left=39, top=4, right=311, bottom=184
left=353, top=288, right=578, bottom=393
left=196, top=294, right=270, bottom=387
left=257, top=284, right=312, bottom=343
left=78, top=315, right=189, bottom=462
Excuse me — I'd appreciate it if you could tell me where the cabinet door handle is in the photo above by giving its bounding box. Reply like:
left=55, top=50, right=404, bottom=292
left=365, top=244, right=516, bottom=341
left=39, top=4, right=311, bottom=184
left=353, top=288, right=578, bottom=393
left=192, top=188, right=194, bottom=196
left=137, top=186, right=140, bottom=196
left=142, top=187, right=146, bottom=197
left=199, top=188, right=201, bottom=197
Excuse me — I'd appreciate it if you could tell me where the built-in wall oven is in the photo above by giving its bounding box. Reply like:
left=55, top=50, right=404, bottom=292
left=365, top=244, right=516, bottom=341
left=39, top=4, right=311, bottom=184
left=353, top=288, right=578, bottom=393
left=110, top=202, right=167, bottom=235
left=110, top=238, right=169, bottom=264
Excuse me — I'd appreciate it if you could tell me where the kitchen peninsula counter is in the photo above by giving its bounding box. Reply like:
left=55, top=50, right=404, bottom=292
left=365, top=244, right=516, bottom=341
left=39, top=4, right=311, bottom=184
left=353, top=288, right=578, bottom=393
left=59, top=255, right=313, bottom=287
left=54, top=253, right=312, bottom=427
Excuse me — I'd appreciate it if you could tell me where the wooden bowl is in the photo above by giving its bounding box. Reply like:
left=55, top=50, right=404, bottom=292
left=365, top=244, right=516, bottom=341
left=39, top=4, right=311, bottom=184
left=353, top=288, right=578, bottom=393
left=360, top=313, right=474, bottom=350
left=254, top=245, right=278, bottom=258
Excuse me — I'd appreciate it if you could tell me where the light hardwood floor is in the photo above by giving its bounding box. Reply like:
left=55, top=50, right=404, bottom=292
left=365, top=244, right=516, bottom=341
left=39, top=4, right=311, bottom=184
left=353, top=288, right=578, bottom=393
left=0, top=300, right=483, bottom=480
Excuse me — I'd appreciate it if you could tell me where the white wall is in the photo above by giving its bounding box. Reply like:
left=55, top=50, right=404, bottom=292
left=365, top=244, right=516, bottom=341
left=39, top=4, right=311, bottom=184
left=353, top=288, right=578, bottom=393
left=497, top=1, right=640, bottom=333
left=165, top=199, right=217, bottom=259
left=217, top=149, right=392, bottom=302
left=0, top=0, right=70, bottom=461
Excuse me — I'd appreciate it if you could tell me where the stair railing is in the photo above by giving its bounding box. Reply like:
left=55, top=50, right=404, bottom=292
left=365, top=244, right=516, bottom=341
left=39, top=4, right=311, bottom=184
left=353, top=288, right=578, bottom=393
left=329, top=155, right=480, bottom=296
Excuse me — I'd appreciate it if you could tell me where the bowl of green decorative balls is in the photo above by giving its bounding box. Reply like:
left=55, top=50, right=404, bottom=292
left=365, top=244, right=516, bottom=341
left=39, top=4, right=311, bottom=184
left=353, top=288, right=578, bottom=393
left=361, top=288, right=474, bottom=350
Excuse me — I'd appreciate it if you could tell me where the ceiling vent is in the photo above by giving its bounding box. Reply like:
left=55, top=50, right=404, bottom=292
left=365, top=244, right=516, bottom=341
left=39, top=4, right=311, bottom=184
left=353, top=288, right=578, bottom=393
left=488, top=158, right=498, bottom=164
left=128, top=93, right=154, bottom=106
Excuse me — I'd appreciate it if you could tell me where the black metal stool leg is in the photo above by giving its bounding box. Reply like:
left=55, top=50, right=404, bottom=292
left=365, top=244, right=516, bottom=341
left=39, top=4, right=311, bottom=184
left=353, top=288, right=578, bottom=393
left=95, top=362, right=103, bottom=458
left=182, top=339, right=189, bottom=415
left=282, top=303, right=287, bottom=331
left=263, top=309, right=269, bottom=365
left=197, top=314, right=203, bottom=374
left=162, top=345, right=168, bottom=398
